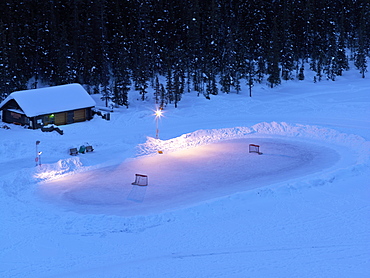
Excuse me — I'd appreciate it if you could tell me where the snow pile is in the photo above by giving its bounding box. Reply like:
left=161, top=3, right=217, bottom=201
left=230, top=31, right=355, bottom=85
left=138, top=121, right=370, bottom=162
left=137, top=126, right=254, bottom=155
left=252, top=122, right=367, bottom=148
left=1, top=157, right=89, bottom=197
left=33, top=157, right=85, bottom=182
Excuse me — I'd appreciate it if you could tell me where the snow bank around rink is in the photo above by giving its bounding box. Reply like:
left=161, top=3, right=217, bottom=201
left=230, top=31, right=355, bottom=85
left=138, top=121, right=370, bottom=183
left=139, top=122, right=369, bottom=157
left=33, top=157, right=86, bottom=182
left=1, top=157, right=87, bottom=197
left=32, top=121, right=370, bottom=187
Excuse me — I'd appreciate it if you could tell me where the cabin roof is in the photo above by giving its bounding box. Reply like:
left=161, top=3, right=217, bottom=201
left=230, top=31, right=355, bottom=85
left=0, top=84, right=96, bottom=117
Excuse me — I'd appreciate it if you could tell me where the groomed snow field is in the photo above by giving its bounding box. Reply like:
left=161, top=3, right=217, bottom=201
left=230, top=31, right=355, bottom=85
left=1, top=71, right=369, bottom=277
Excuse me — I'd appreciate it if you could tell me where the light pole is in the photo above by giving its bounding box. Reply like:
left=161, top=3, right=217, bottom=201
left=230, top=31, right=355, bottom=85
left=154, top=109, right=163, bottom=139
left=35, top=140, right=40, bottom=166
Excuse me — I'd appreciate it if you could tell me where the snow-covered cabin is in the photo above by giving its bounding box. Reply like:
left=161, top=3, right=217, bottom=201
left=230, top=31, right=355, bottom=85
left=0, top=84, right=96, bottom=129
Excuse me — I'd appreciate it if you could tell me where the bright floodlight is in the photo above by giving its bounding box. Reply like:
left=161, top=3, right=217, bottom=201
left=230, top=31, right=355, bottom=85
left=154, top=108, right=163, bottom=139
left=155, top=109, right=163, bottom=118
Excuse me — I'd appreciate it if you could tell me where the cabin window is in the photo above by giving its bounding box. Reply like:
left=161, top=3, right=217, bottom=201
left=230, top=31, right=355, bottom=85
left=10, top=112, right=22, bottom=119
left=43, top=114, right=55, bottom=125
left=49, top=114, right=55, bottom=124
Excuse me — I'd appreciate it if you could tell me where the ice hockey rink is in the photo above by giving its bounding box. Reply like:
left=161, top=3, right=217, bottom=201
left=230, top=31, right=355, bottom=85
left=38, top=138, right=339, bottom=216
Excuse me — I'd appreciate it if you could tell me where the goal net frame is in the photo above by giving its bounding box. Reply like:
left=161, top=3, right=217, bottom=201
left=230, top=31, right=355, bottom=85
left=132, top=174, right=148, bottom=186
left=249, top=144, right=262, bottom=155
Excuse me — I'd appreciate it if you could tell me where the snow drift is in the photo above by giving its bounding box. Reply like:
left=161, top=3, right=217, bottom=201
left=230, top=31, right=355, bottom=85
left=138, top=122, right=370, bottom=158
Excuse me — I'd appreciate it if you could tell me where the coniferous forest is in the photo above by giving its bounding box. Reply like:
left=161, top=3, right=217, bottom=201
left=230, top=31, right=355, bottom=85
left=0, top=0, right=369, bottom=107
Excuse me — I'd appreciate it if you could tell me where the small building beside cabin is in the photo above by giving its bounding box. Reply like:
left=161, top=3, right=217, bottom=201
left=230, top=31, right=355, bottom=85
left=0, top=84, right=96, bottom=129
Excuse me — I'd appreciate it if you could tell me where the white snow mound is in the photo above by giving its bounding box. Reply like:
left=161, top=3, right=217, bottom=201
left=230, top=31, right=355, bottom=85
left=138, top=122, right=369, bottom=161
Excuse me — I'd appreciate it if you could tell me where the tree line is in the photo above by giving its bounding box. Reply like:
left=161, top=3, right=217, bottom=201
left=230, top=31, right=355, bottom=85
left=0, top=0, right=369, bottom=107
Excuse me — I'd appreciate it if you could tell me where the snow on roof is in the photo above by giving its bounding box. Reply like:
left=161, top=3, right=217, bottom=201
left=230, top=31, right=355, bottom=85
left=0, top=83, right=96, bottom=117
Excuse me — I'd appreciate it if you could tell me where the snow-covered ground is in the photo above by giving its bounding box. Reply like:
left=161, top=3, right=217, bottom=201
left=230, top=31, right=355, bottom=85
left=1, top=71, right=370, bottom=277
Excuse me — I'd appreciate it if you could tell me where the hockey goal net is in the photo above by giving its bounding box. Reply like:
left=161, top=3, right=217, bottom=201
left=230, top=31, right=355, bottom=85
left=132, top=174, right=148, bottom=186
left=249, top=144, right=262, bottom=155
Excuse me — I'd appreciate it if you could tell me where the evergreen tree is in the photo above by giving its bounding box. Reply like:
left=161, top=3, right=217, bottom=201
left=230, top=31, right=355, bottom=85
left=280, top=0, right=294, bottom=81
left=354, top=1, right=370, bottom=78
left=232, top=72, right=241, bottom=94
left=101, top=85, right=112, bottom=108
left=220, top=73, right=231, bottom=94
left=173, top=66, right=185, bottom=108
left=112, top=69, right=130, bottom=108
left=298, top=62, right=305, bottom=81
left=0, top=19, right=10, bottom=99
left=165, top=68, right=174, bottom=104
left=336, top=35, right=349, bottom=76
left=355, top=46, right=367, bottom=79
left=267, top=16, right=281, bottom=88
left=246, top=59, right=256, bottom=97
left=154, top=76, right=161, bottom=105
left=159, top=83, right=167, bottom=109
